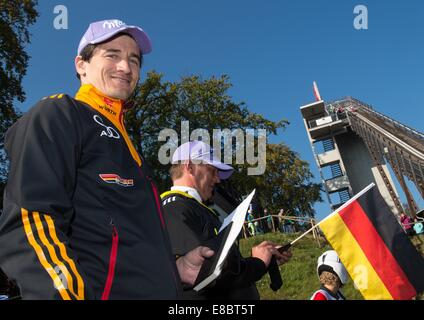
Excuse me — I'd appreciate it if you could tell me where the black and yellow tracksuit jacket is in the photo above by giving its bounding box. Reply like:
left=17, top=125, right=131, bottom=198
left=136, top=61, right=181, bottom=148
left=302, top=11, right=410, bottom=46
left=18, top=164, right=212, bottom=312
left=161, top=190, right=267, bottom=300
left=0, top=84, right=181, bottom=299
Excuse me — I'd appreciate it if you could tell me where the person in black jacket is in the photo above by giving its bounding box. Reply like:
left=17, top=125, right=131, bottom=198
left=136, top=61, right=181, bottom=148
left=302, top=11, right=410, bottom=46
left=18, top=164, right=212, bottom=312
left=161, top=141, right=292, bottom=299
left=0, top=19, right=213, bottom=300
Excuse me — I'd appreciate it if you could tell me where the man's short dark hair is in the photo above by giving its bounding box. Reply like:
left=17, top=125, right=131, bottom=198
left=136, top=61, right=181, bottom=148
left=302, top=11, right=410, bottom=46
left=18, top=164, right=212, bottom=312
left=76, top=32, right=143, bottom=80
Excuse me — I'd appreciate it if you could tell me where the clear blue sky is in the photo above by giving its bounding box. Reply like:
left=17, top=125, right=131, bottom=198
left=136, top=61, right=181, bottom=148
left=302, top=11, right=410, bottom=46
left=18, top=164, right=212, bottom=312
left=16, top=0, right=424, bottom=220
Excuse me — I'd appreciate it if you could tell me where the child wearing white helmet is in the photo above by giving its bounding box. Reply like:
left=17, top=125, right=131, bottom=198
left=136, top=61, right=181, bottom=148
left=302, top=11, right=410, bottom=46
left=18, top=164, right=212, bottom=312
left=311, top=250, right=347, bottom=300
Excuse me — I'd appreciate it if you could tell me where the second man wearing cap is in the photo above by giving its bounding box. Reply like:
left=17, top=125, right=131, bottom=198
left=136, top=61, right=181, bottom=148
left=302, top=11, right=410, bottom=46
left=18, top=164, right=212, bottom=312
left=161, top=141, right=292, bottom=299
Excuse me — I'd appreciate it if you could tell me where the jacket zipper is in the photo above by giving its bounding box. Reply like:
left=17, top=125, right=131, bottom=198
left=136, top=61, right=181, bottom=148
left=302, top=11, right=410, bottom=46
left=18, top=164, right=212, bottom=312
left=101, top=218, right=119, bottom=300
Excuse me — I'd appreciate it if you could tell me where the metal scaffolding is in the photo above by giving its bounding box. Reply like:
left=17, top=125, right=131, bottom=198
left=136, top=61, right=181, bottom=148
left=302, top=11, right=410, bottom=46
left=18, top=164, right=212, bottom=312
left=317, top=97, right=424, bottom=216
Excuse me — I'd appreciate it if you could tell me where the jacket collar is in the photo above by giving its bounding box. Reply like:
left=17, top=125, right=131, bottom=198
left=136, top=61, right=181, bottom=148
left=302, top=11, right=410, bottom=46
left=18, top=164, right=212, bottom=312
left=171, top=186, right=203, bottom=203
left=75, top=84, right=142, bottom=167
left=75, top=84, right=125, bottom=124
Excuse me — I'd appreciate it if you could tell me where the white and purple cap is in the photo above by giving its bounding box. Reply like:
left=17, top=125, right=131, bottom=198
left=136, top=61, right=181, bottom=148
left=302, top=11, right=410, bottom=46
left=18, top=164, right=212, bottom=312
left=172, top=141, right=234, bottom=180
left=77, top=19, right=152, bottom=55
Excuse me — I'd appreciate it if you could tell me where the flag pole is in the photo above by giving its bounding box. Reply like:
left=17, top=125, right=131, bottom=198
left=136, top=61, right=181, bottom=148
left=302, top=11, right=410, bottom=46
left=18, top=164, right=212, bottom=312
left=287, top=183, right=375, bottom=247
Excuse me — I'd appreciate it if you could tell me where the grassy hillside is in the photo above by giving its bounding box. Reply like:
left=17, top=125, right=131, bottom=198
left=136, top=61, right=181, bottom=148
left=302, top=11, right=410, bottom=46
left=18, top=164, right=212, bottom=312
left=238, top=232, right=424, bottom=300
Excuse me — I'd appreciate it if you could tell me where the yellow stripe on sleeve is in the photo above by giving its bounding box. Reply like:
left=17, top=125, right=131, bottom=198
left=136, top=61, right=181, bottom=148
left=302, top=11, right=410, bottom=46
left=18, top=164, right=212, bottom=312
left=32, top=212, right=80, bottom=300
left=45, top=215, right=85, bottom=300
left=21, top=209, right=71, bottom=300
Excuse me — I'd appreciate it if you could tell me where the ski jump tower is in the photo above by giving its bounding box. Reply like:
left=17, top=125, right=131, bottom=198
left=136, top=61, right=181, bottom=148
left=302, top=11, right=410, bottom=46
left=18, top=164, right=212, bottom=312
left=300, top=85, right=424, bottom=217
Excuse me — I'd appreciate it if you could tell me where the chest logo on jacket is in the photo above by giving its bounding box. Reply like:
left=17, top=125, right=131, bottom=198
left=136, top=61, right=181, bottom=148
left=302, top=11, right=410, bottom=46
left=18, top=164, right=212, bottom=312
left=93, top=115, right=120, bottom=139
left=99, top=174, right=134, bottom=187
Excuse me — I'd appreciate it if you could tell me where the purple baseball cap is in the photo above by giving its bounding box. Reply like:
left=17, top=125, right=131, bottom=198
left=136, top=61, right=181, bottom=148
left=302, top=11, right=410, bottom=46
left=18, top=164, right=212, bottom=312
left=77, top=19, right=152, bottom=55
left=172, top=141, right=234, bottom=180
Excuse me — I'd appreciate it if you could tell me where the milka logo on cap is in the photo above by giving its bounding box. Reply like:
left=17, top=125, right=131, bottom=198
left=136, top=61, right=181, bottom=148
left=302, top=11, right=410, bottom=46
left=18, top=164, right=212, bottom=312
left=102, top=19, right=125, bottom=29
left=192, top=149, right=213, bottom=160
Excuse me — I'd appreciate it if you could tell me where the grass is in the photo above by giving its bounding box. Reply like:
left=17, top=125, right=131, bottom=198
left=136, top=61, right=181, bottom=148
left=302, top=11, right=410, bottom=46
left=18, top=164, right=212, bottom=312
left=238, top=232, right=424, bottom=300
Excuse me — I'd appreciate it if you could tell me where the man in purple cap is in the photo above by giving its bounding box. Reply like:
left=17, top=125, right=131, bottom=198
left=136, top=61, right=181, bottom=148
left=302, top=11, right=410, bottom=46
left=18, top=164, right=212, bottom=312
left=161, top=141, right=292, bottom=299
left=0, top=19, right=213, bottom=299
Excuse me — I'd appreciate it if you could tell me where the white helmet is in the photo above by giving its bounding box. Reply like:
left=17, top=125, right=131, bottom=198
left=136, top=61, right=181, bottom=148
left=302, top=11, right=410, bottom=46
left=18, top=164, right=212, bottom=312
left=317, top=250, right=348, bottom=285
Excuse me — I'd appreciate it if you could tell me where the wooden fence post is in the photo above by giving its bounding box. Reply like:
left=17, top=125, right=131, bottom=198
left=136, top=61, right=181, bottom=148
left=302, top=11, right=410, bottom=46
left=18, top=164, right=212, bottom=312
left=311, top=218, right=322, bottom=247
left=242, top=224, right=248, bottom=239
left=311, top=218, right=316, bottom=239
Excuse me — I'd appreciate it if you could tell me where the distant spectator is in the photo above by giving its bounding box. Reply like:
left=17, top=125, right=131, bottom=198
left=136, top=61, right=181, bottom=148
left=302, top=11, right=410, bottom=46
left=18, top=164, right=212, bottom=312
left=266, top=215, right=274, bottom=232
left=247, top=210, right=256, bottom=236
left=262, top=208, right=271, bottom=233
left=400, top=213, right=414, bottom=236
left=272, top=210, right=280, bottom=233
left=284, top=219, right=294, bottom=233
left=336, top=106, right=347, bottom=119
left=413, top=218, right=424, bottom=235
left=277, top=209, right=285, bottom=232
left=263, top=208, right=273, bottom=232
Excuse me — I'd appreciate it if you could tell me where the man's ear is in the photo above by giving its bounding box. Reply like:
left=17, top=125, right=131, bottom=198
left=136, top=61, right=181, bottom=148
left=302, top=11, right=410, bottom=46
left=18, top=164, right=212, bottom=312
left=185, top=162, right=193, bottom=175
left=75, top=56, right=87, bottom=78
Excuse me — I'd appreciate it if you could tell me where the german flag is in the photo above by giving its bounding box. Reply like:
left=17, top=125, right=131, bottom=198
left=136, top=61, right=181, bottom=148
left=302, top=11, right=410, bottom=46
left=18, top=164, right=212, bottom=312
left=319, top=184, right=424, bottom=300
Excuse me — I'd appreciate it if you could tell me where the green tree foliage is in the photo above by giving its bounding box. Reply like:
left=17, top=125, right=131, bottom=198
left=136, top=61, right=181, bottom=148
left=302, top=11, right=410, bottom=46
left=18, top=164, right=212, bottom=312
left=255, top=143, right=321, bottom=217
left=227, top=143, right=322, bottom=218
left=126, top=72, right=286, bottom=185
left=0, top=1, right=38, bottom=208
left=126, top=71, right=322, bottom=217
